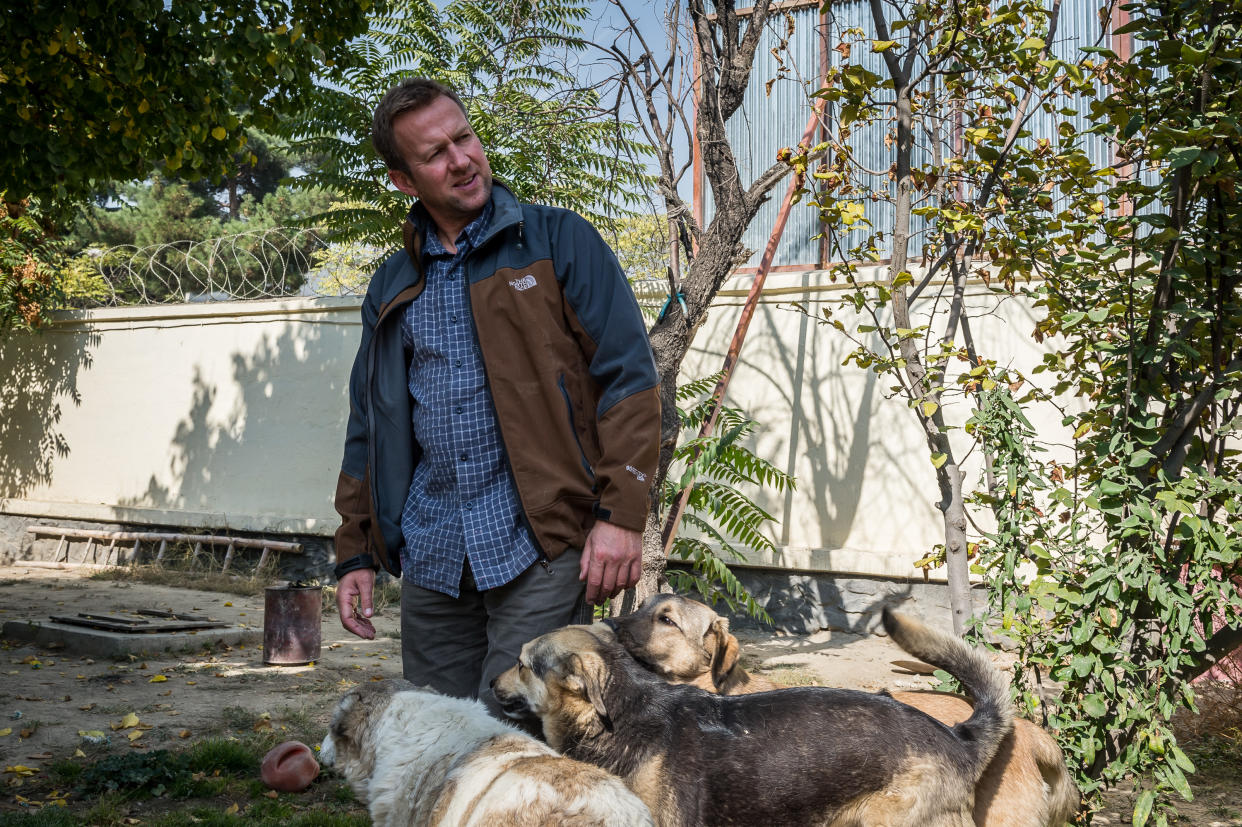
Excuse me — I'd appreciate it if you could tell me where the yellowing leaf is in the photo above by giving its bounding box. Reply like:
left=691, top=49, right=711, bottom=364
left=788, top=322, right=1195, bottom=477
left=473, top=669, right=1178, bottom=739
left=78, top=730, right=106, bottom=739
left=116, top=712, right=140, bottom=730
left=73, top=749, right=86, bottom=758
left=1073, top=421, right=1092, bottom=439
left=211, top=127, right=228, bottom=141
left=930, top=452, right=949, bottom=469
left=225, top=803, right=240, bottom=815
left=149, top=675, right=168, bottom=683
left=0, top=728, right=10, bottom=737
left=840, top=202, right=866, bottom=226
left=4, top=765, right=36, bottom=776
left=127, top=730, right=144, bottom=741
left=871, top=40, right=897, bottom=52
left=223, top=601, right=233, bottom=607
left=138, top=100, right=150, bottom=114
left=920, top=401, right=938, bottom=418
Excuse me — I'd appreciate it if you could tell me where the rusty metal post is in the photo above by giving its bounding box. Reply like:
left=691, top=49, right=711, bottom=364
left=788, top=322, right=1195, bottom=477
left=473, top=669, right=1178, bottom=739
left=263, top=583, right=322, bottom=666
left=661, top=104, right=824, bottom=556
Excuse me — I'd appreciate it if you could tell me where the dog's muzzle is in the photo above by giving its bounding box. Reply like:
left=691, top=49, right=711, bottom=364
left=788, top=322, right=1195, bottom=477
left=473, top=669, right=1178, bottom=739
left=490, top=683, right=534, bottom=721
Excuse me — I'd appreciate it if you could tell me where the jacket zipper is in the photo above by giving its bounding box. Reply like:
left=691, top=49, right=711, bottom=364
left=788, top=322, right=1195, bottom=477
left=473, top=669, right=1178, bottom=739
left=557, top=374, right=596, bottom=483
left=459, top=228, right=548, bottom=560
left=365, top=281, right=424, bottom=575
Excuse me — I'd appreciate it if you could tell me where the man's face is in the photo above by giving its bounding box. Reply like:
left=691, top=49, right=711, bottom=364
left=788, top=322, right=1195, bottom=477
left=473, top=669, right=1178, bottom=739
left=387, top=95, right=493, bottom=230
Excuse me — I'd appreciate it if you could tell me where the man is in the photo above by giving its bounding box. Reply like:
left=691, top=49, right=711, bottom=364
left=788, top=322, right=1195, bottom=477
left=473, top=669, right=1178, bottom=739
left=331, top=77, right=661, bottom=715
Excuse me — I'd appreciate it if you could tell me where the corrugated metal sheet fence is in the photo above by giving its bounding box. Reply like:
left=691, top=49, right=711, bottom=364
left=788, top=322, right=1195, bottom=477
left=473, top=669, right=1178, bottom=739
left=702, top=0, right=1120, bottom=268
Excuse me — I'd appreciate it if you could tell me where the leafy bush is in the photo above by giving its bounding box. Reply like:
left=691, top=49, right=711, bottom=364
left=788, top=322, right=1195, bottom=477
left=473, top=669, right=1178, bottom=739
left=664, top=375, right=795, bottom=622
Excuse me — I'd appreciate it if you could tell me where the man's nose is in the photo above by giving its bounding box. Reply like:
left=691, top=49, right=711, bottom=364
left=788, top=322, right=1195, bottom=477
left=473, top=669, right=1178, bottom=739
left=445, top=143, right=469, bottom=170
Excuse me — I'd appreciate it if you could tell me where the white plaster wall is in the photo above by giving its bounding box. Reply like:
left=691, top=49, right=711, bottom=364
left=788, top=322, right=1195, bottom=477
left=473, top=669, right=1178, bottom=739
left=0, top=278, right=1069, bottom=578
left=677, top=265, right=1069, bottom=579
left=0, top=297, right=359, bottom=534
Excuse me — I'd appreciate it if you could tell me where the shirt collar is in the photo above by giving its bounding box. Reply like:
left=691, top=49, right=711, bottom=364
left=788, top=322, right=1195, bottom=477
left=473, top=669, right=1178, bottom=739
left=423, top=199, right=494, bottom=259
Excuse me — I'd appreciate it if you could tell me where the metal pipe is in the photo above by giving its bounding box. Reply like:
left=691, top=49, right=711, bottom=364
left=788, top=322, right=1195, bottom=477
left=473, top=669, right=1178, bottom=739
left=25, top=525, right=302, bottom=553
left=661, top=104, right=823, bottom=556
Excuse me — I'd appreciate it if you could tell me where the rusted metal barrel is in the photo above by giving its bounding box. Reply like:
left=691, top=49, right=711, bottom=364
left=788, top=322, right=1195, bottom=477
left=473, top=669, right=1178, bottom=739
left=263, top=583, right=322, bottom=665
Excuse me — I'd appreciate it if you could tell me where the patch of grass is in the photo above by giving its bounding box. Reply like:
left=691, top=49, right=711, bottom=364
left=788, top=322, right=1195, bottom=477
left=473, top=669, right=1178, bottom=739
left=89, top=564, right=273, bottom=597
left=186, top=738, right=258, bottom=775
left=0, top=809, right=79, bottom=827
left=81, top=792, right=129, bottom=826
left=220, top=705, right=263, bottom=730
left=47, top=758, right=84, bottom=786
left=757, top=664, right=821, bottom=687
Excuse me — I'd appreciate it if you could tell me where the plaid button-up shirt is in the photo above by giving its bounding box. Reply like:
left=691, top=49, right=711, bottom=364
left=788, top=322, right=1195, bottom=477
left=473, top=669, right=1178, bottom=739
left=398, top=201, right=539, bottom=596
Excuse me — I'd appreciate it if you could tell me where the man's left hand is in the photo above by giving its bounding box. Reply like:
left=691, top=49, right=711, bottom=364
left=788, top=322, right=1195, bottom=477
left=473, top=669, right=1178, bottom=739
left=579, top=521, right=642, bottom=605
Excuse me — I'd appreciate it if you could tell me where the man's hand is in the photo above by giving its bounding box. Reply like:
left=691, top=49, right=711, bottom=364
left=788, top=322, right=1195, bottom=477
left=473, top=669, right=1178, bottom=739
left=579, top=521, right=642, bottom=605
left=336, top=568, right=377, bottom=639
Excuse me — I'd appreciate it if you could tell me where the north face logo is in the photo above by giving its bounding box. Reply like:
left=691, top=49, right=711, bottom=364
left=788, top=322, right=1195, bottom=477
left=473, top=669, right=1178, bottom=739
left=509, top=274, right=537, bottom=291
left=625, top=464, right=647, bottom=482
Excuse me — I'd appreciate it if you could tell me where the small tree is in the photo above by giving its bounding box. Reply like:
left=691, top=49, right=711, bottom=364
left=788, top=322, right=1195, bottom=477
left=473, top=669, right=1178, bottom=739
left=602, top=0, right=826, bottom=608
left=969, top=0, right=1242, bottom=821
left=796, top=0, right=1091, bottom=632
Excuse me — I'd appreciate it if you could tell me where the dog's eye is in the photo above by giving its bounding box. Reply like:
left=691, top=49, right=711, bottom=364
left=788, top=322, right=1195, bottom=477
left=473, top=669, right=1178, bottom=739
left=659, top=615, right=678, bottom=628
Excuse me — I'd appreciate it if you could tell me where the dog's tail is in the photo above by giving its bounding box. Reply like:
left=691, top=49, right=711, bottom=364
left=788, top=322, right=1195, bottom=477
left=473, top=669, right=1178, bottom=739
left=881, top=607, right=1013, bottom=782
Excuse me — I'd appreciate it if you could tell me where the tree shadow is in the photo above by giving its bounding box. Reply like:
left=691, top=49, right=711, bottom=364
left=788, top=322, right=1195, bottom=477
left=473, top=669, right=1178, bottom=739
left=117, top=318, right=353, bottom=545
left=0, top=327, right=95, bottom=499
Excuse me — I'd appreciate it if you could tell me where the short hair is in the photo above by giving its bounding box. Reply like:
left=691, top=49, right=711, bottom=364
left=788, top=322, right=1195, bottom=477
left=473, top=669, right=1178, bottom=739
left=372, top=78, right=469, bottom=173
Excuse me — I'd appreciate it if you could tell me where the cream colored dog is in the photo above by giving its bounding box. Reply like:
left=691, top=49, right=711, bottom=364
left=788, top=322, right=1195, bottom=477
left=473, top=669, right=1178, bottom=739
left=320, top=679, right=653, bottom=827
left=604, top=594, right=1079, bottom=827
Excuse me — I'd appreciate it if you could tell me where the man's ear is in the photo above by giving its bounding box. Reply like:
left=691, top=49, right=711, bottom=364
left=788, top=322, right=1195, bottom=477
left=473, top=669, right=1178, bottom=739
left=388, top=168, right=419, bottom=198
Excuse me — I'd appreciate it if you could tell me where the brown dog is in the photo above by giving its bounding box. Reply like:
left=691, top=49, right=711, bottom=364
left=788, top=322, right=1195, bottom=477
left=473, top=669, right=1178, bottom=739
left=494, top=608, right=1014, bottom=827
left=605, top=594, right=1079, bottom=827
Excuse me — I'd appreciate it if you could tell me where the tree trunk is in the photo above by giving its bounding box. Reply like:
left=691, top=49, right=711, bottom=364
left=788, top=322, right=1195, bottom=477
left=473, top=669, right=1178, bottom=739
left=886, top=70, right=974, bottom=633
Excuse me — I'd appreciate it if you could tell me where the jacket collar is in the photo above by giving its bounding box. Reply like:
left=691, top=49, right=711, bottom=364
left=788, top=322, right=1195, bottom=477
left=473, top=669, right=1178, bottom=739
left=400, top=179, right=522, bottom=267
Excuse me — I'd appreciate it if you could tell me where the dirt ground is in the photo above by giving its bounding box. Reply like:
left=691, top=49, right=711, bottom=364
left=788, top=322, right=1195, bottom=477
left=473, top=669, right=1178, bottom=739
left=0, top=564, right=1239, bottom=824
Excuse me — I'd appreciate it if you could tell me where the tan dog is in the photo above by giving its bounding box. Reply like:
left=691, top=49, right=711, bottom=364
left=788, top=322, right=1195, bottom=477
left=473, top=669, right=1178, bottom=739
left=494, top=609, right=1014, bottom=827
left=320, top=679, right=653, bottom=826
left=605, top=594, right=1079, bottom=827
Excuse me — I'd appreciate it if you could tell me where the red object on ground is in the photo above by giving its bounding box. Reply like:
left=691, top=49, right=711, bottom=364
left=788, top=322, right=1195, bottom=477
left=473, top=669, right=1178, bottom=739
left=260, top=740, right=320, bottom=792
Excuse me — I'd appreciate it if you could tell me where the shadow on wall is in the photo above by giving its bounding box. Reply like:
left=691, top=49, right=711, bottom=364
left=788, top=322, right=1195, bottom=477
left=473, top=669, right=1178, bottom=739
left=0, top=326, right=96, bottom=500
left=715, top=297, right=881, bottom=633
left=118, top=318, right=353, bottom=525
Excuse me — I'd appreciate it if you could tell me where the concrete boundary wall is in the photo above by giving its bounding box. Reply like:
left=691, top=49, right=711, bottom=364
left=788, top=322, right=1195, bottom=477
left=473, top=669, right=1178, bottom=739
left=0, top=272, right=1065, bottom=588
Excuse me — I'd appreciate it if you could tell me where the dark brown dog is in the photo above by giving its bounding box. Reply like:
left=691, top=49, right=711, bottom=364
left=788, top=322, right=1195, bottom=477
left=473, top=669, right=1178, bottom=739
left=493, top=608, right=1013, bottom=827
left=605, top=593, right=1079, bottom=827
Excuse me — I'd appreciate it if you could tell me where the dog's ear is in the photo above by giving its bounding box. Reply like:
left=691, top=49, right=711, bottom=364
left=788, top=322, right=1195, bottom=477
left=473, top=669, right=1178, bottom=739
left=564, top=653, right=613, bottom=735
left=708, top=619, right=742, bottom=690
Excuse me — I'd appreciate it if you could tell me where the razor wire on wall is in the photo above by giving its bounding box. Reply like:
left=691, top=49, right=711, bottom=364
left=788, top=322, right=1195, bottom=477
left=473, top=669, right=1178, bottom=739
left=63, top=227, right=383, bottom=307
